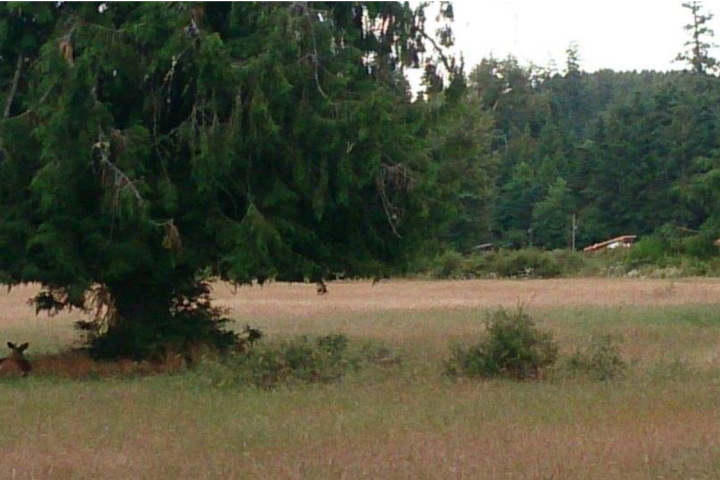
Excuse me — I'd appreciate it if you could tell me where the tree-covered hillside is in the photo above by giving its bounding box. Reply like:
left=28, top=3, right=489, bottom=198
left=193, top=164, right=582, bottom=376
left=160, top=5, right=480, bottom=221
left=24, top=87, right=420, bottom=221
left=462, top=1, right=720, bottom=251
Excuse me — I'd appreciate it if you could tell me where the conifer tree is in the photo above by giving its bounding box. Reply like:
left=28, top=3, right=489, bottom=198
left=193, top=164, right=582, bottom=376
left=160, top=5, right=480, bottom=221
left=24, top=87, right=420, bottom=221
left=531, top=177, right=573, bottom=249
left=0, top=2, right=456, bottom=358
left=676, top=1, right=718, bottom=74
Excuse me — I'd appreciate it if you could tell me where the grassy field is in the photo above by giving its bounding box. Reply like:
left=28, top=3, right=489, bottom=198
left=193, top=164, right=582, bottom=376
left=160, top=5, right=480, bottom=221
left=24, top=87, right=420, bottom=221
left=2, top=279, right=720, bottom=478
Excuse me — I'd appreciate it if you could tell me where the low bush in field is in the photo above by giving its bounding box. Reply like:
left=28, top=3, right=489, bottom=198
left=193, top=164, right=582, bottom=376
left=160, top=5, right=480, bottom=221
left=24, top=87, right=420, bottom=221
left=429, top=250, right=468, bottom=279
left=625, top=232, right=720, bottom=276
left=446, top=308, right=558, bottom=380
left=421, top=242, right=720, bottom=280
left=423, top=248, right=631, bottom=279
left=198, top=334, right=400, bottom=388
left=564, top=334, right=627, bottom=382
left=491, top=248, right=563, bottom=278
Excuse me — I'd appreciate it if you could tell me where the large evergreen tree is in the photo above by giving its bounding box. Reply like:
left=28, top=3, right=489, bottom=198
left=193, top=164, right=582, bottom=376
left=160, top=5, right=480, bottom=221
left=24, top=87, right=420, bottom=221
left=0, top=2, right=456, bottom=358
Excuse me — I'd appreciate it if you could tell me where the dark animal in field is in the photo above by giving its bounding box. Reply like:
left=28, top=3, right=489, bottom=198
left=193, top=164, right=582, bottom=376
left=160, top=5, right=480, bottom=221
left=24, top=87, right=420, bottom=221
left=238, top=325, right=264, bottom=350
left=316, top=280, right=328, bottom=295
left=0, top=342, right=32, bottom=377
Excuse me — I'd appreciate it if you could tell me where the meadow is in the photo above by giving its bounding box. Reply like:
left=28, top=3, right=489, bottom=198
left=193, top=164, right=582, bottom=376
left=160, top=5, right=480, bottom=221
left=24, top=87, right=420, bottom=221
left=2, top=279, right=720, bottom=479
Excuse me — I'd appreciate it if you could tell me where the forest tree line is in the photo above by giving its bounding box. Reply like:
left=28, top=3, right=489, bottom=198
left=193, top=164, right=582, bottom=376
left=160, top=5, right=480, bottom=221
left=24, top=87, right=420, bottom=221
left=427, top=1, right=720, bottom=254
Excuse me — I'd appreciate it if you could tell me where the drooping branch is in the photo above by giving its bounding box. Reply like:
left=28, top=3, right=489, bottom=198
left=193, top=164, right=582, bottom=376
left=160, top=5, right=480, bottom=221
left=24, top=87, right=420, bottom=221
left=92, top=131, right=143, bottom=208
left=419, top=30, right=455, bottom=75
left=300, top=4, right=338, bottom=106
left=376, top=162, right=417, bottom=238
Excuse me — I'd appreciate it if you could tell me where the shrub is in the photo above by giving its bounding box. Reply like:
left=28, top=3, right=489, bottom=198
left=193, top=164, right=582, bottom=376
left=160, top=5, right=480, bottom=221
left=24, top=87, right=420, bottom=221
left=198, top=334, right=399, bottom=389
left=430, top=249, right=467, bottom=279
left=581, top=249, right=630, bottom=277
left=681, top=234, right=718, bottom=260
left=548, top=249, right=587, bottom=274
left=446, top=308, right=558, bottom=380
left=565, top=334, right=627, bottom=382
left=316, top=333, right=350, bottom=358
left=492, top=249, right=562, bottom=278
left=627, top=236, right=668, bottom=267
left=462, top=254, right=491, bottom=277
left=419, top=243, right=720, bottom=280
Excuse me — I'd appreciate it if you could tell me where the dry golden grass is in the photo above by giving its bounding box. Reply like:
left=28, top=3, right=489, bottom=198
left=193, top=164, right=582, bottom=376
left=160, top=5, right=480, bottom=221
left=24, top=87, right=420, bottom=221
left=2, top=279, right=720, bottom=479
left=30, top=351, right=185, bottom=379
left=3, top=277, right=720, bottom=328
left=214, top=277, right=720, bottom=320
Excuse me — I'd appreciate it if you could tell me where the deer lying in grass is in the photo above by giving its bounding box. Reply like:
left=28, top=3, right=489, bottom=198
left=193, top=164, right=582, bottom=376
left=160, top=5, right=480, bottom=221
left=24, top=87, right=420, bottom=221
left=0, top=342, right=32, bottom=377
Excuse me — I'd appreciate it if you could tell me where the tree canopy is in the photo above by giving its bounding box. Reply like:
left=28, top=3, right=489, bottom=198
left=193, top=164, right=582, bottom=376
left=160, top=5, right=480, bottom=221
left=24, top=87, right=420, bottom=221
left=0, top=2, right=466, bottom=358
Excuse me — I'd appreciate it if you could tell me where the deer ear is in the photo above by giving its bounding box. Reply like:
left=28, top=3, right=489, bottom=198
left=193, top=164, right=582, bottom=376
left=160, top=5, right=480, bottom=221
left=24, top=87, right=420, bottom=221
left=7, top=342, right=15, bottom=350
left=19, top=343, right=28, bottom=352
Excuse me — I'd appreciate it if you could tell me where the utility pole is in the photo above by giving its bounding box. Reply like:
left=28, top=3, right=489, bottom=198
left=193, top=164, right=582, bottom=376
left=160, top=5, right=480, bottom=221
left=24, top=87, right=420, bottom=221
left=571, top=213, right=577, bottom=251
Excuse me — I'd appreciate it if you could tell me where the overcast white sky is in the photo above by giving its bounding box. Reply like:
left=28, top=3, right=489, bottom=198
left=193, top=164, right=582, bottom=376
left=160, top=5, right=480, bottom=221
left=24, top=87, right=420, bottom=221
left=421, top=0, right=720, bottom=74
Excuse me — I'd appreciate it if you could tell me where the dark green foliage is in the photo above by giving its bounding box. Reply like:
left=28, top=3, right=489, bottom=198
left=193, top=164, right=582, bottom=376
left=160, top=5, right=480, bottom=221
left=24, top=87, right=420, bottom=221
left=0, top=3, right=461, bottom=358
left=315, top=333, right=349, bottom=360
left=199, top=334, right=399, bottom=389
left=491, top=249, right=562, bottom=278
left=681, top=234, right=717, bottom=259
left=565, top=334, right=627, bottom=382
left=446, top=308, right=558, bottom=380
left=486, top=69, right=720, bottom=247
left=467, top=5, right=720, bottom=251
left=626, top=232, right=720, bottom=270
left=627, top=237, right=669, bottom=267
left=423, top=92, right=497, bottom=253
left=531, top=178, right=573, bottom=250
left=429, top=249, right=467, bottom=279
left=422, top=244, right=720, bottom=280
left=422, top=248, right=633, bottom=280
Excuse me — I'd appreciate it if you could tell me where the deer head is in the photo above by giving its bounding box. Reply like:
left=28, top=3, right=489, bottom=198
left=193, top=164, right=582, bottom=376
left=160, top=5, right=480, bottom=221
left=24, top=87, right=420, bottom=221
left=7, top=342, right=29, bottom=360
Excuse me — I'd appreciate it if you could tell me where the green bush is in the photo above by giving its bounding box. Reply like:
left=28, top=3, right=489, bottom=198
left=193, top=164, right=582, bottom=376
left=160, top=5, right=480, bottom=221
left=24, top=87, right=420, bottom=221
left=198, top=334, right=399, bottom=389
left=446, top=308, right=558, bottom=380
left=492, top=248, right=562, bottom=278
left=565, top=334, right=627, bottom=382
left=462, top=254, right=491, bottom=277
left=420, top=243, right=720, bottom=280
left=580, top=249, right=630, bottom=276
left=681, top=234, right=718, bottom=260
left=429, top=250, right=467, bottom=279
left=548, top=249, right=586, bottom=273
left=627, top=236, right=669, bottom=267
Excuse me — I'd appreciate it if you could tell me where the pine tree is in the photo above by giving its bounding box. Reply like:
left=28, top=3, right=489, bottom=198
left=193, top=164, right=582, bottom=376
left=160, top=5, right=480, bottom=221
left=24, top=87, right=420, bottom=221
left=495, top=162, right=541, bottom=247
left=676, top=1, right=718, bottom=74
left=565, top=42, right=582, bottom=77
left=0, top=3, right=455, bottom=359
left=531, top=177, right=573, bottom=249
